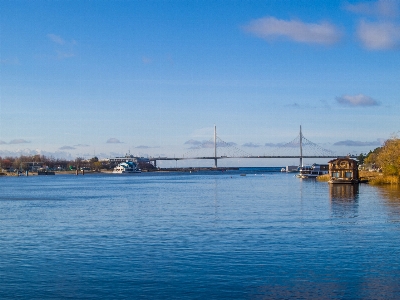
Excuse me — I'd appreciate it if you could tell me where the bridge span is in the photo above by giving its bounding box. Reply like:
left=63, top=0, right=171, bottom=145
left=149, top=155, right=357, bottom=168
left=148, top=126, right=357, bottom=168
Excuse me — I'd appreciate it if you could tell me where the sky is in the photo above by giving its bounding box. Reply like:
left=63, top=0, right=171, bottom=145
left=1, top=0, right=399, bottom=166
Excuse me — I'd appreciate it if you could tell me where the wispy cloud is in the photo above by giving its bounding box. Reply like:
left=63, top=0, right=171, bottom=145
left=284, top=102, right=316, bottom=109
left=47, top=33, right=76, bottom=59
left=265, top=142, right=299, bottom=148
left=333, top=139, right=383, bottom=146
left=344, top=1, right=400, bottom=50
left=344, top=0, right=399, bottom=18
left=9, top=139, right=30, bottom=144
left=74, top=144, right=90, bottom=147
left=59, top=146, right=76, bottom=150
left=47, top=34, right=66, bottom=45
left=242, top=142, right=261, bottom=148
left=106, top=138, right=122, bottom=144
left=356, top=21, right=400, bottom=50
left=184, top=140, right=236, bottom=149
left=336, top=94, right=380, bottom=106
left=135, top=145, right=160, bottom=149
left=0, top=57, right=20, bottom=65
left=184, top=139, right=202, bottom=146
left=0, top=141, right=6, bottom=144
left=243, top=17, right=342, bottom=45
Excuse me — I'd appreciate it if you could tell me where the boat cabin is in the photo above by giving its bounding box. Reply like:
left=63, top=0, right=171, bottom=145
left=296, top=164, right=329, bottom=179
left=328, top=158, right=359, bottom=184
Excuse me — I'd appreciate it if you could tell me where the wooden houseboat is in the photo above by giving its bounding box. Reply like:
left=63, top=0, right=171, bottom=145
left=328, top=158, right=359, bottom=184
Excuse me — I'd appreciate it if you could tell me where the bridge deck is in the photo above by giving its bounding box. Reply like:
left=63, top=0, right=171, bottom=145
left=149, top=156, right=356, bottom=161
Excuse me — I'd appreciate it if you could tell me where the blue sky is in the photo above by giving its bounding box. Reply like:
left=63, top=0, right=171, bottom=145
left=1, top=0, right=399, bottom=166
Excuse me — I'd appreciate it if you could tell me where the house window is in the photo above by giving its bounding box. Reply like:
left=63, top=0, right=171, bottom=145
left=332, top=172, right=339, bottom=178
left=345, top=172, right=352, bottom=178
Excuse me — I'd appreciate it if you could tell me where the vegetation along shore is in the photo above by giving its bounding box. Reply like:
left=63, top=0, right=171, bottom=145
left=2, top=136, right=400, bottom=185
left=317, top=136, right=400, bottom=185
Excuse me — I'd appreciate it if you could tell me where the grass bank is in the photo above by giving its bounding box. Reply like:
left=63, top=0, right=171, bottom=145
left=317, top=171, right=399, bottom=185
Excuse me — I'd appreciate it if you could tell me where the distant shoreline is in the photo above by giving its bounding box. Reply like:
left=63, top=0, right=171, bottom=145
left=1, top=167, right=244, bottom=176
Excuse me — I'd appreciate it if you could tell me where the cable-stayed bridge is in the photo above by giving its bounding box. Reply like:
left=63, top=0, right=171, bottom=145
left=149, top=126, right=356, bottom=167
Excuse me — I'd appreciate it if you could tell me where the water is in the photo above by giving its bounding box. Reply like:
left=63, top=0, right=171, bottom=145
left=1, top=169, right=400, bottom=299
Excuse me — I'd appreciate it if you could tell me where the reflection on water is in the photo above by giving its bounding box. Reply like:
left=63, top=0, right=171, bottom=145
left=329, top=184, right=359, bottom=201
left=376, top=185, right=400, bottom=204
left=376, top=185, right=400, bottom=222
left=3, top=173, right=400, bottom=299
left=329, top=184, right=359, bottom=219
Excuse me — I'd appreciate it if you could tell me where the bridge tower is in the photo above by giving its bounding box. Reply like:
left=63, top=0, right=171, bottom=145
left=214, top=125, right=217, bottom=168
left=299, top=125, right=303, bottom=167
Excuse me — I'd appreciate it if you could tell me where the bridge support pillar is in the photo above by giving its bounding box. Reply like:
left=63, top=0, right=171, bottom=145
left=214, top=125, right=217, bottom=168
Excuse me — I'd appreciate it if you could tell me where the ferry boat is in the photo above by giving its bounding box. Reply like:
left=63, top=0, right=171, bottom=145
left=113, top=161, right=141, bottom=174
left=296, top=164, right=329, bottom=179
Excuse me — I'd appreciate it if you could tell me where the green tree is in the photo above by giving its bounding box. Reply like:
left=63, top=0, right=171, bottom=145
left=357, top=153, right=367, bottom=164
left=375, top=138, right=400, bottom=176
left=364, top=147, right=382, bottom=167
left=92, top=161, right=102, bottom=171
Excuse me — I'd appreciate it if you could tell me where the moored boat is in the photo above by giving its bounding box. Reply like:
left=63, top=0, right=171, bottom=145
left=296, top=164, right=329, bottom=179
left=113, top=161, right=141, bottom=174
left=328, top=158, right=359, bottom=184
left=282, top=165, right=299, bottom=173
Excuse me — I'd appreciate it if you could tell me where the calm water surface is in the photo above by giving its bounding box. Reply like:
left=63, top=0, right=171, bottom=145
left=1, top=169, right=400, bottom=299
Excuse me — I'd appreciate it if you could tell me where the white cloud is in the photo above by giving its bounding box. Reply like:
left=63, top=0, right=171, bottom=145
left=47, top=34, right=77, bottom=59
left=336, top=94, right=380, bottom=106
left=333, top=139, right=383, bottom=146
left=59, top=146, right=76, bottom=150
left=242, top=143, right=261, bottom=148
left=9, top=139, right=30, bottom=144
left=357, top=20, right=400, bottom=50
left=184, top=139, right=202, bottom=145
left=47, top=34, right=65, bottom=45
left=0, top=140, right=6, bottom=144
left=106, top=138, right=122, bottom=143
left=344, top=0, right=399, bottom=18
left=243, top=17, right=341, bottom=45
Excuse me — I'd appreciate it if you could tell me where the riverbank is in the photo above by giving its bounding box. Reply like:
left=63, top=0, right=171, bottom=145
left=0, top=167, right=241, bottom=176
left=317, top=170, right=399, bottom=185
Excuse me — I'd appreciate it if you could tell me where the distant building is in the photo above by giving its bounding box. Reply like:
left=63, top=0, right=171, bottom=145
left=328, top=158, right=359, bottom=184
left=25, top=162, right=45, bottom=172
left=108, top=154, right=150, bottom=165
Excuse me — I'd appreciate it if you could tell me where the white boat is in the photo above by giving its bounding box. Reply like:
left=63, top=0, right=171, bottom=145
left=296, top=164, right=328, bottom=179
left=283, top=165, right=299, bottom=173
left=113, top=161, right=141, bottom=174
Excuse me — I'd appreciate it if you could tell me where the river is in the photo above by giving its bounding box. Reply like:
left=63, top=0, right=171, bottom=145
left=1, top=168, right=400, bottom=299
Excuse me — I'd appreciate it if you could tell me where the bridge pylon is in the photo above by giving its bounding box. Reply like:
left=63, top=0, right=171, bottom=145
left=300, top=125, right=303, bottom=167
left=214, top=125, right=217, bottom=168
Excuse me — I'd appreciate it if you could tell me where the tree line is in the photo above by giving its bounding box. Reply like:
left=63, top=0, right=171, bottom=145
left=2, top=140, right=400, bottom=176
left=0, top=155, right=109, bottom=172
left=364, top=137, right=400, bottom=177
